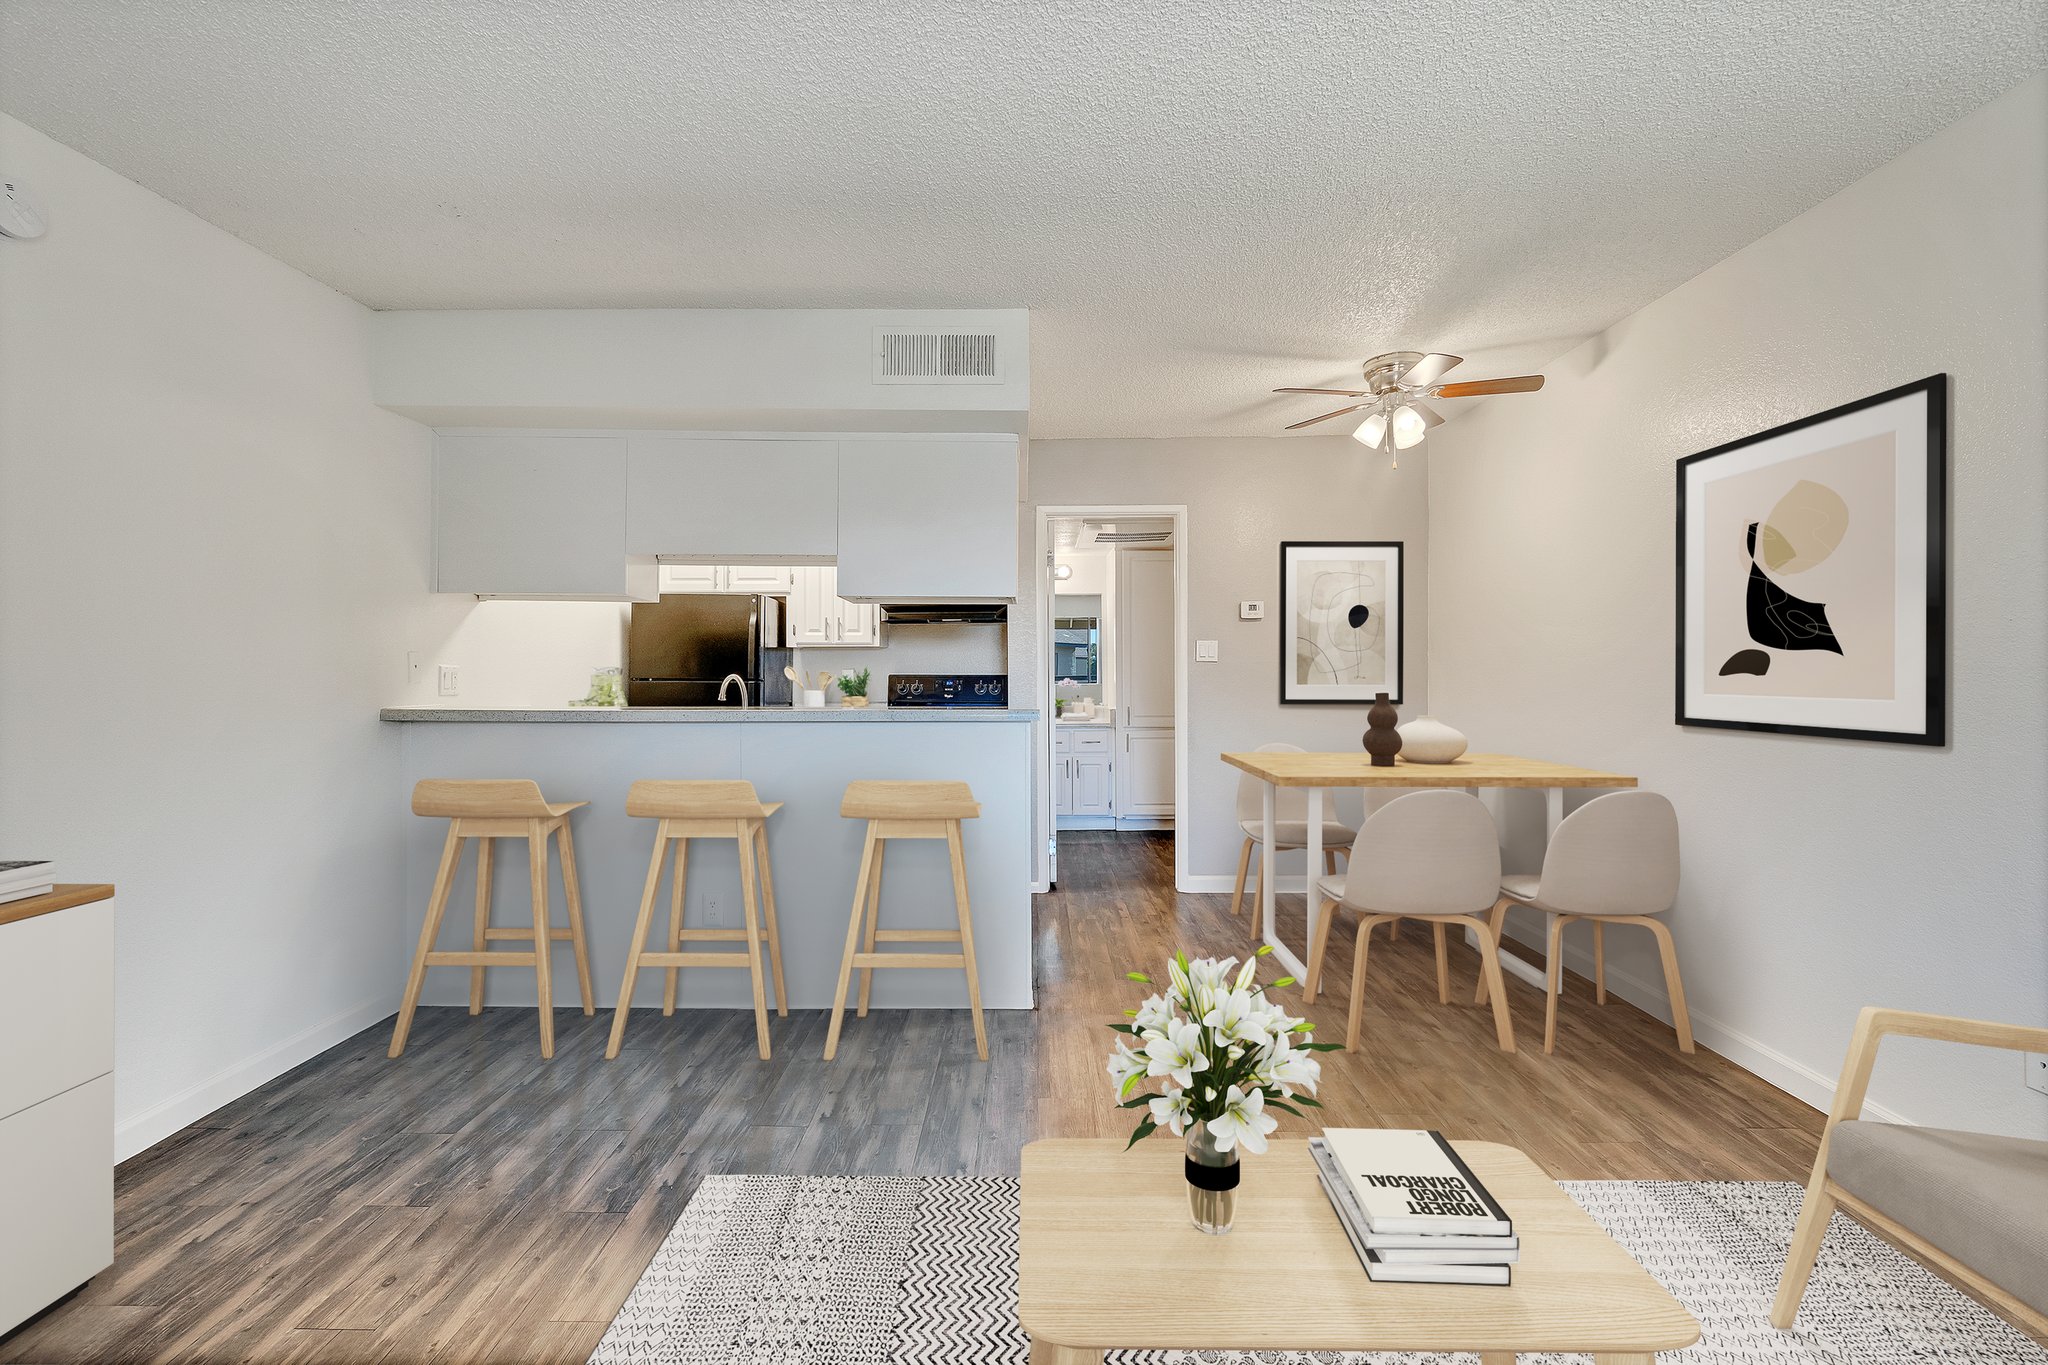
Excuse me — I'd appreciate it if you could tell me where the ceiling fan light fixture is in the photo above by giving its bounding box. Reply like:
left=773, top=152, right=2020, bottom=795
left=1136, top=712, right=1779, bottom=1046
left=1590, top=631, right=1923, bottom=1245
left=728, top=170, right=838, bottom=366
left=1390, top=403, right=1428, bottom=450
left=1353, top=411, right=1388, bottom=449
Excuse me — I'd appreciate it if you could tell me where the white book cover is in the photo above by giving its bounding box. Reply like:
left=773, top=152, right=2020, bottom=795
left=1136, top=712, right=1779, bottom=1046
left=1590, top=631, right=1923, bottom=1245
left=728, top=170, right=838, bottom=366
left=0, top=859, right=57, bottom=890
left=0, top=882, right=55, bottom=906
left=1363, top=1230, right=1519, bottom=1252
left=1309, top=1156, right=1512, bottom=1285
left=1320, top=1128, right=1513, bottom=1237
left=1372, top=1244, right=1521, bottom=1265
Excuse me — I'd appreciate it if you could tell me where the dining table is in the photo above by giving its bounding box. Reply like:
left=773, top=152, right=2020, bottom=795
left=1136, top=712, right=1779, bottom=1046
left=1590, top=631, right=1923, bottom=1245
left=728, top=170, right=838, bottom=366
left=1218, top=751, right=1638, bottom=987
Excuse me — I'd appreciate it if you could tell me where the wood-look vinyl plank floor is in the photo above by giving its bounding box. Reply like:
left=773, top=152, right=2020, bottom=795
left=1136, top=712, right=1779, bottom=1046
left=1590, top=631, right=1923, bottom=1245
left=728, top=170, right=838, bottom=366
left=3, top=831, right=1826, bottom=1365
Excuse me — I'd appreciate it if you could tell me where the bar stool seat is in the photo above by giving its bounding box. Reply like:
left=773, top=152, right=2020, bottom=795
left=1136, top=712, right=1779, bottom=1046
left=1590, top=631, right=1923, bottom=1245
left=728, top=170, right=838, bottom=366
left=390, top=779, right=595, bottom=1060
left=607, top=780, right=788, bottom=1060
left=824, top=780, right=987, bottom=1062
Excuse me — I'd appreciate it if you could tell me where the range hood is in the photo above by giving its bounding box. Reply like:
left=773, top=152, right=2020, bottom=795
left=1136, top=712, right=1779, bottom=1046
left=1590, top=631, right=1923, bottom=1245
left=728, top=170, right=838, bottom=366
left=881, top=603, right=1008, bottom=625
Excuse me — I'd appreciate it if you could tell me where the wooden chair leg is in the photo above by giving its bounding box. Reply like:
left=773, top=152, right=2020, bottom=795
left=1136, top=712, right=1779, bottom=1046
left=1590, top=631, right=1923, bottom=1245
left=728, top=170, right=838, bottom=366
left=1475, top=896, right=1511, bottom=1005
left=1467, top=915, right=1516, bottom=1052
left=1305, top=897, right=1340, bottom=1002
left=1594, top=920, right=1607, bottom=1004
left=556, top=821, right=595, bottom=1016
left=528, top=821, right=555, bottom=1059
left=607, top=833, right=668, bottom=1059
left=1771, top=1182, right=1839, bottom=1328
left=823, top=823, right=878, bottom=1060
left=391, top=825, right=463, bottom=1058
left=1542, top=913, right=1573, bottom=1055
left=1432, top=921, right=1451, bottom=1004
left=1229, top=837, right=1253, bottom=918
left=469, top=836, right=492, bottom=1015
left=735, top=819, right=771, bottom=1060
left=1389, top=918, right=1399, bottom=943
left=1344, top=917, right=1379, bottom=1051
left=754, top=824, right=788, bottom=1018
left=948, top=820, right=989, bottom=1061
left=856, top=836, right=885, bottom=1018
left=662, top=837, right=687, bottom=1016
left=1636, top=915, right=1695, bottom=1053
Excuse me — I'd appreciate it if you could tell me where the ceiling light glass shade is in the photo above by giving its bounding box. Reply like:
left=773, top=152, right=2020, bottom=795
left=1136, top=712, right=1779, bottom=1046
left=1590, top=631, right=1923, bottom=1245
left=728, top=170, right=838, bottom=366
left=1053, top=563, right=1073, bottom=580
left=1390, top=403, right=1428, bottom=449
left=1353, top=412, right=1388, bottom=449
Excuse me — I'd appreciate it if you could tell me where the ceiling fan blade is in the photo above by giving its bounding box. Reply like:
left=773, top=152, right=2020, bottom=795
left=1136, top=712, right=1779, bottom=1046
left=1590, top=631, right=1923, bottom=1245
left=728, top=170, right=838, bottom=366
left=1283, top=404, right=1366, bottom=430
left=1433, top=375, right=1545, bottom=398
left=1410, top=401, right=1445, bottom=428
left=1397, top=353, right=1462, bottom=388
left=1274, top=386, right=1369, bottom=396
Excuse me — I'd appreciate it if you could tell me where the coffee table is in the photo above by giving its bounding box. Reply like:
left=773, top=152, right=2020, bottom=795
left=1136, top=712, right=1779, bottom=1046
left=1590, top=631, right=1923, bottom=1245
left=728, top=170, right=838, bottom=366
left=1019, top=1138, right=1699, bottom=1363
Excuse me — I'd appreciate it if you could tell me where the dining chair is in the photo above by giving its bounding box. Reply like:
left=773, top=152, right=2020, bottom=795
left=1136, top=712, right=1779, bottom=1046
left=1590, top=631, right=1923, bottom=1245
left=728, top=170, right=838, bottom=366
left=1230, top=742, right=1381, bottom=942
left=1474, top=790, right=1691, bottom=1055
left=1305, top=790, right=1513, bottom=1052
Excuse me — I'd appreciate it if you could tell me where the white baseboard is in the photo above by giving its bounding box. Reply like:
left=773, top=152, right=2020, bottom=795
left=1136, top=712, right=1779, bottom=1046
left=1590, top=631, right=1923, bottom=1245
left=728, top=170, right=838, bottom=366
left=1519, top=927, right=1908, bottom=1126
left=114, top=994, right=393, bottom=1163
left=1180, top=873, right=1314, bottom=894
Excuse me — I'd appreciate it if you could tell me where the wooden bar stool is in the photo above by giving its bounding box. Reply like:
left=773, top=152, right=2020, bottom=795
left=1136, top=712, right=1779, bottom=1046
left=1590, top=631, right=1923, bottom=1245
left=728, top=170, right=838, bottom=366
left=390, top=779, right=595, bottom=1060
left=607, top=780, right=788, bottom=1060
left=824, top=780, right=986, bottom=1062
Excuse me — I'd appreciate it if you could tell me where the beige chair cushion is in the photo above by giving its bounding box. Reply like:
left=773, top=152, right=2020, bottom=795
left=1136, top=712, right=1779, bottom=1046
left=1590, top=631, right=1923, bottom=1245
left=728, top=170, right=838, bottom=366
left=1314, top=873, right=1346, bottom=904
left=1241, top=818, right=1358, bottom=849
left=1500, top=873, right=1542, bottom=901
left=1827, top=1120, right=2048, bottom=1316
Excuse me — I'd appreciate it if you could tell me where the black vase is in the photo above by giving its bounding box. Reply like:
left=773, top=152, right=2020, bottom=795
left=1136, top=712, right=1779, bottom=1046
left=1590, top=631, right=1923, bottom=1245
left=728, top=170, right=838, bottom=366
left=1363, top=692, right=1402, bottom=767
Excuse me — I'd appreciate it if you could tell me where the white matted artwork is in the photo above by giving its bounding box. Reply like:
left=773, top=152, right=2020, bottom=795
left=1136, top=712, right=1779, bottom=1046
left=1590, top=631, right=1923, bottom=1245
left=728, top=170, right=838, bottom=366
left=1280, top=541, right=1403, bottom=704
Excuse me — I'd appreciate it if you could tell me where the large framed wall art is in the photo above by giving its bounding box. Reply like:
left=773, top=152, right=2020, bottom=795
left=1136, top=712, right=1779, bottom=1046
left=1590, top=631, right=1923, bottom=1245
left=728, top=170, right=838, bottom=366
left=1280, top=541, right=1404, bottom=704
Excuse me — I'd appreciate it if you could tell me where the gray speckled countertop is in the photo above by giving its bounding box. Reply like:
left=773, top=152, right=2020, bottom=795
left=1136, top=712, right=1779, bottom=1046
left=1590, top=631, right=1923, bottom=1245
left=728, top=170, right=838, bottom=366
left=379, top=706, right=1039, bottom=723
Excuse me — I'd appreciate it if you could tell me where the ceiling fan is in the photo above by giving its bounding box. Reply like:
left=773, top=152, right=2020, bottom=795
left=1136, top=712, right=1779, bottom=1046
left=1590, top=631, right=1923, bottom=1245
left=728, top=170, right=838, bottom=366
left=1274, top=351, right=1544, bottom=461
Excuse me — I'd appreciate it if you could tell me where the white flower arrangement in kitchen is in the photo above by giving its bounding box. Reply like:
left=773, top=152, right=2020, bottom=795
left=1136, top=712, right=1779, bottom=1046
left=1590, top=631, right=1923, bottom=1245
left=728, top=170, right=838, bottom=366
left=1107, top=948, right=1338, bottom=1232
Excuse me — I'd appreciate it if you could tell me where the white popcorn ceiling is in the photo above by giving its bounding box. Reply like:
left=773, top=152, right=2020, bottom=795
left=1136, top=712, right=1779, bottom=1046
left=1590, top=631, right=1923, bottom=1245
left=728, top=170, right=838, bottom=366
left=2, top=1, right=2041, bottom=438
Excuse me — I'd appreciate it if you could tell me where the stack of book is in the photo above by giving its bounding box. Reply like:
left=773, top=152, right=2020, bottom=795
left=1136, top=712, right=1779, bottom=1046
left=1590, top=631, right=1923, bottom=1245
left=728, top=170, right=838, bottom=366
left=1309, top=1128, right=1518, bottom=1285
left=0, top=860, right=58, bottom=906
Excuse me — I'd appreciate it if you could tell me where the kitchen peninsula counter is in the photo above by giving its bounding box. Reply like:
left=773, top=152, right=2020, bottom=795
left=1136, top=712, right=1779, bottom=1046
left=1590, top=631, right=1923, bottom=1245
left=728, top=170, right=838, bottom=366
left=381, top=706, right=1037, bottom=723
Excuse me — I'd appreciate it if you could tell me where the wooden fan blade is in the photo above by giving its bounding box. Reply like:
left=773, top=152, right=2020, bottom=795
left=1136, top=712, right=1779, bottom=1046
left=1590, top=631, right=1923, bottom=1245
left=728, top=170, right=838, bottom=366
left=1434, top=375, right=1544, bottom=398
left=1274, top=387, right=1368, bottom=396
left=1397, top=353, right=1462, bottom=388
left=1284, top=404, right=1366, bottom=430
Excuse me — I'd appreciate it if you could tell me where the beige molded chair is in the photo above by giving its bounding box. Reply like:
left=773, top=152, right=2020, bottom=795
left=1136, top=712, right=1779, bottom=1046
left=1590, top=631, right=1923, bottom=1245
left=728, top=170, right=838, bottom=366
left=1230, top=742, right=1369, bottom=942
left=1305, top=790, right=1514, bottom=1052
left=1772, top=1008, right=2048, bottom=1337
left=1475, top=790, right=1690, bottom=1056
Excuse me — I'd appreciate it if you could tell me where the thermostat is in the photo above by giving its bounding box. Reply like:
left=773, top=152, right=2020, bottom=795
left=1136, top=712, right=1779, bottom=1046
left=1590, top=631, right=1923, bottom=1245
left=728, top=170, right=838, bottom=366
left=1239, top=601, right=1265, bottom=620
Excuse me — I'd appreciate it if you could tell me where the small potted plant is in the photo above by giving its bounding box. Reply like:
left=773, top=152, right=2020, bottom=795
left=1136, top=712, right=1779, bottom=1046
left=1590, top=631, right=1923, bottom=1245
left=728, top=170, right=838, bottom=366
left=1107, top=949, right=1334, bottom=1234
left=837, top=667, right=871, bottom=708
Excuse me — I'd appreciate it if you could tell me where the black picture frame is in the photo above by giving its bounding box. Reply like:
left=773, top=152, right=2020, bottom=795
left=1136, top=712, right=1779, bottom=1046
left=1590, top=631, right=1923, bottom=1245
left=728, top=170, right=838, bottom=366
left=1674, top=374, right=1947, bottom=745
left=1278, top=540, right=1405, bottom=705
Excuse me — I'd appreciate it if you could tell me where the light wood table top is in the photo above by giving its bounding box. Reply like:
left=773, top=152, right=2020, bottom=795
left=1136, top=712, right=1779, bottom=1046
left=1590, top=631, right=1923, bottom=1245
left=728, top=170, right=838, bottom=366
left=1019, top=1138, right=1698, bottom=1360
left=0, top=883, right=114, bottom=929
left=1222, top=750, right=1638, bottom=789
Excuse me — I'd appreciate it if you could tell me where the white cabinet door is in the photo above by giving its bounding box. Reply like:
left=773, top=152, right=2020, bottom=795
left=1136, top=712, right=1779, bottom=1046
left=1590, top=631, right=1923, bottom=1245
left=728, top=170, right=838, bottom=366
left=725, top=565, right=797, bottom=592
left=1119, top=729, right=1175, bottom=816
left=1052, top=757, right=1073, bottom=815
left=1072, top=754, right=1115, bottom=817
left=835, top=596, right=880, bottom=646
left=0, top=1074, right=113, bottom=1338
left=835, top=438, right=1018, bottom=601
left=658, top=563, right=724, bottom=593
left=786, top=566, right=833, bottom=645
left=1117, top=549, right=1175, bottom=729
left=0, top=904, right=112, bottom=1123
left=627, top=437, right=837, bottom=559
left=435, top=434, right=653, bottom=599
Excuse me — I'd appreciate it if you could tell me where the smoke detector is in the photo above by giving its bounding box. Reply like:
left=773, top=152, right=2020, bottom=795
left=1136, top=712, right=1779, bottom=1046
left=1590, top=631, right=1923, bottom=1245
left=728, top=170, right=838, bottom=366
left=1, top=180, right=46, bottom=240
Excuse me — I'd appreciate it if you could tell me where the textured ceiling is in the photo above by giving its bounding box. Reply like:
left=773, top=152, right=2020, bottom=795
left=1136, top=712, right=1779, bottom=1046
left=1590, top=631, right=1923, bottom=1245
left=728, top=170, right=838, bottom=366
left=2, top=1, right=2042, bottom=437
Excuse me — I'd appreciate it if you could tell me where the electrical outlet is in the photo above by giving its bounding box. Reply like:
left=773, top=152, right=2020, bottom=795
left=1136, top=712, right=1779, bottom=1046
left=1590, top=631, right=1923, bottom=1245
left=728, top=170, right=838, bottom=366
left=437, top=664, right=460, bottom=697
left=705, top=895, right=727, bottom=927
left=2027, top=1052, right=2048, bottom=1097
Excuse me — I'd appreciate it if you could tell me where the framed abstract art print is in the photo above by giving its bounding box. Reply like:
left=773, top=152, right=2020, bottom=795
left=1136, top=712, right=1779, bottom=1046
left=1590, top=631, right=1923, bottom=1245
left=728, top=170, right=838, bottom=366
left=1676, top=374, right=1946, bottom=745
left=1280, top=541, right=1403, bottom=704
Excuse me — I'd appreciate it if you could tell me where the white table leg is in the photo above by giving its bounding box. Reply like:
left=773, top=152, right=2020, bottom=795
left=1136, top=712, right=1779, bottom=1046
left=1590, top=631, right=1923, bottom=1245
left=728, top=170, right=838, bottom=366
left=1258, top=781, right=1312, bottom=980
left=1303, top=786, right=1325, bottom=966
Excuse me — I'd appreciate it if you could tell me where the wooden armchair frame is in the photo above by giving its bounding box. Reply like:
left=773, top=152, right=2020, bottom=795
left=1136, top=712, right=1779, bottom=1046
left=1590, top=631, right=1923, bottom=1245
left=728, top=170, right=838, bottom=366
left=1772, top=1006, right=2048, bottom=1337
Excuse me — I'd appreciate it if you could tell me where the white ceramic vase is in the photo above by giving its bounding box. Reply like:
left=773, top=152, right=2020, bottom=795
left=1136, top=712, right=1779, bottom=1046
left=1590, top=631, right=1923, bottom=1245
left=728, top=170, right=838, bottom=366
left=1395, top=715, right=1467, bottom=763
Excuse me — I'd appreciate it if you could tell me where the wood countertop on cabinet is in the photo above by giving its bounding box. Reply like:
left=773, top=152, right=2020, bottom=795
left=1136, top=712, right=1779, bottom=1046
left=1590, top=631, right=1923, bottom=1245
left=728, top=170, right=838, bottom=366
left=0, top=884, right=115, bottom=929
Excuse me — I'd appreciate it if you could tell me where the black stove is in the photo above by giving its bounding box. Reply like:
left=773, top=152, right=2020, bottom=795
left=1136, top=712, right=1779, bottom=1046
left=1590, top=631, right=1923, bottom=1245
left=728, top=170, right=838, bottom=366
left=887, top=674, right=1008, bottom=708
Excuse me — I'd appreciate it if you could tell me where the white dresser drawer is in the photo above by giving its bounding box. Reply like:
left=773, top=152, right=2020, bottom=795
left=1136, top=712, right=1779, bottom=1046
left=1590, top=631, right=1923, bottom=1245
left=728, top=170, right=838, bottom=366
left=0, top=1073, right=115, bottom=1336
left=0, top=902, right=114, bottom=1121
left=1069, top=728, right=1113, bottom=753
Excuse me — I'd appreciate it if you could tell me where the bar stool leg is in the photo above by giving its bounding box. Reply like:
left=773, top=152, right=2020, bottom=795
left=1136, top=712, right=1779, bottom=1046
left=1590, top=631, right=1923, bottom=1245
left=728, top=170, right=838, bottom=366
left=663, top=837, right=688, bottom=1016
left=392, top=824, right=462, bottom=1058
left=754, top=823, right=788, bottom=1017
left=735, top=819, right=771, bottom=1060
left=856, top=837, right=885, bottom=1018
left=823, top=823, right=879, bottom=1061
left=946, top=820, right=989, bottom=1062
left=469, top=836, right=493, bottom=1015
left=556, top=821, right=595, bottom=1015
left=528, top=820, right=556, bottom=1059
left=608, top=831, right=669, bottom=1059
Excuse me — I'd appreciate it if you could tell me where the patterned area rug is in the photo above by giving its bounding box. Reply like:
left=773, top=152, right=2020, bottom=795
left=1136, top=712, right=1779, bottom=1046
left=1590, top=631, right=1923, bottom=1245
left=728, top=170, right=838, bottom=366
left=588, top=1176, right=2044, bottom=1364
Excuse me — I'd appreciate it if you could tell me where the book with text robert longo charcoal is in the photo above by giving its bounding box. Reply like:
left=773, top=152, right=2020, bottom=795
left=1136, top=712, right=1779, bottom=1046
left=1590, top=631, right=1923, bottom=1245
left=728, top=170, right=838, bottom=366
left=1319, top=1127, right=1513, bottom=1238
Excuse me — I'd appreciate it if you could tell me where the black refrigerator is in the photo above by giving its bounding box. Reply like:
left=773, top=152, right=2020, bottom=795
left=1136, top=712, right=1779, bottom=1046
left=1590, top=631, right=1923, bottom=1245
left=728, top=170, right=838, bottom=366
left=626, top=595, right=788, bottom=707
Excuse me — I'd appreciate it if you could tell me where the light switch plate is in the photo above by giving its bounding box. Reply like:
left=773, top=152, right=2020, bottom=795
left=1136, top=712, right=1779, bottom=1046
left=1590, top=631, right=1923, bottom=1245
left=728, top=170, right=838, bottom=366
left=437, top=664, right=460, bottom=697
left=2027, top=1052, right=2048, bottom=1097
left=1240, top=600, right=1265, bottom=620
left=1195, top=640, right=1219, bottom=662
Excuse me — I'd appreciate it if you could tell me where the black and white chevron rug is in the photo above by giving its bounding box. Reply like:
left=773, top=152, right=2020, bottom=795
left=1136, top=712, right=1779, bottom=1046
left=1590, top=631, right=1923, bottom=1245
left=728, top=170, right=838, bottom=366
left=588, top=1176, right=2044, bottom=1364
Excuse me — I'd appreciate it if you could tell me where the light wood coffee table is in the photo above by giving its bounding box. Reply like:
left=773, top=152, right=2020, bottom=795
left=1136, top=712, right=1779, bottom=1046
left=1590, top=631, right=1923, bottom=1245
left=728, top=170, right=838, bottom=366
left=1019, top=1138, right=1699, bottom=1363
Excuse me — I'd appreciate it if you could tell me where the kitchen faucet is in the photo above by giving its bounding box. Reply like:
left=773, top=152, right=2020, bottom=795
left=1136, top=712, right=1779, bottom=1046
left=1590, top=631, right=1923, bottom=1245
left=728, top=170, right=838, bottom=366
left=717, top=673, right=750, bottom=708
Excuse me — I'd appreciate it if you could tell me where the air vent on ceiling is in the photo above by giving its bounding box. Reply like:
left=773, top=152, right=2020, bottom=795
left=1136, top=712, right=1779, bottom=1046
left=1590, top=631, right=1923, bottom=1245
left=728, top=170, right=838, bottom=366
left=1092, top=530, right=1172, bottom=544
left=873, top=328, right=1002, bottom=384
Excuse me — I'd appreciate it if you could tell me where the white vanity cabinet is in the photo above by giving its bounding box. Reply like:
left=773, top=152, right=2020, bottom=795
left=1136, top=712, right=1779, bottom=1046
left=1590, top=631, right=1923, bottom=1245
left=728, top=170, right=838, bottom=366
left=434, top=434, right=656, bottom=600
left=787, top=566, right=880, bottom=647
left=1053, top=727, right=1115, bottom=820
left=835, top=437, right=1018, bottom=602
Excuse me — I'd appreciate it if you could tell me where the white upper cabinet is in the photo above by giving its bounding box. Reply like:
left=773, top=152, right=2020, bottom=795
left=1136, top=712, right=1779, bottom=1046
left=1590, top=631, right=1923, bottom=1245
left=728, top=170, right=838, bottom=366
left=835, top=437, right=1017, bottom=601
left=627, top=437, right=837, bottom=560
left=724, top=564, right=800, bottom=592
left=786, top=566, right=881, bottom=647
left=656, top=563, right=724, bottom=593
left=434, top=434, right=655, bottom=600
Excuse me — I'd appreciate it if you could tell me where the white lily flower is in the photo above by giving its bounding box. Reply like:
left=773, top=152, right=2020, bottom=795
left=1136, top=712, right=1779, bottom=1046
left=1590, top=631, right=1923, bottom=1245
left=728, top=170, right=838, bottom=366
left=1166, top=957, right=1194, bottom=1011
left=1144, top=1018, right=1210, bottom=1089
left=1107, top=1040, right=1148, bottom=1096
left=1260, top=1042, right=1322, bottom=1096
left=1206, top=1085, right=1279, bottom=1154
left=1148, top=1088, right=1193, bottom=1135
left=1132, top=992, right=1176, bottom=1036
left=1202, top=989, right=1270, bottom=1048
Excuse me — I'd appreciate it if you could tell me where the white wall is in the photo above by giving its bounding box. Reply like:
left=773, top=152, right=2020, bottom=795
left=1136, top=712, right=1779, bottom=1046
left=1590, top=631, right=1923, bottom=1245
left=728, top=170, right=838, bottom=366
left=1427, top=76, right=2048, bottom=1136
left=1025, top=437, right=1432, bottom=884
left=0, top=114, right=433, bottom=1158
